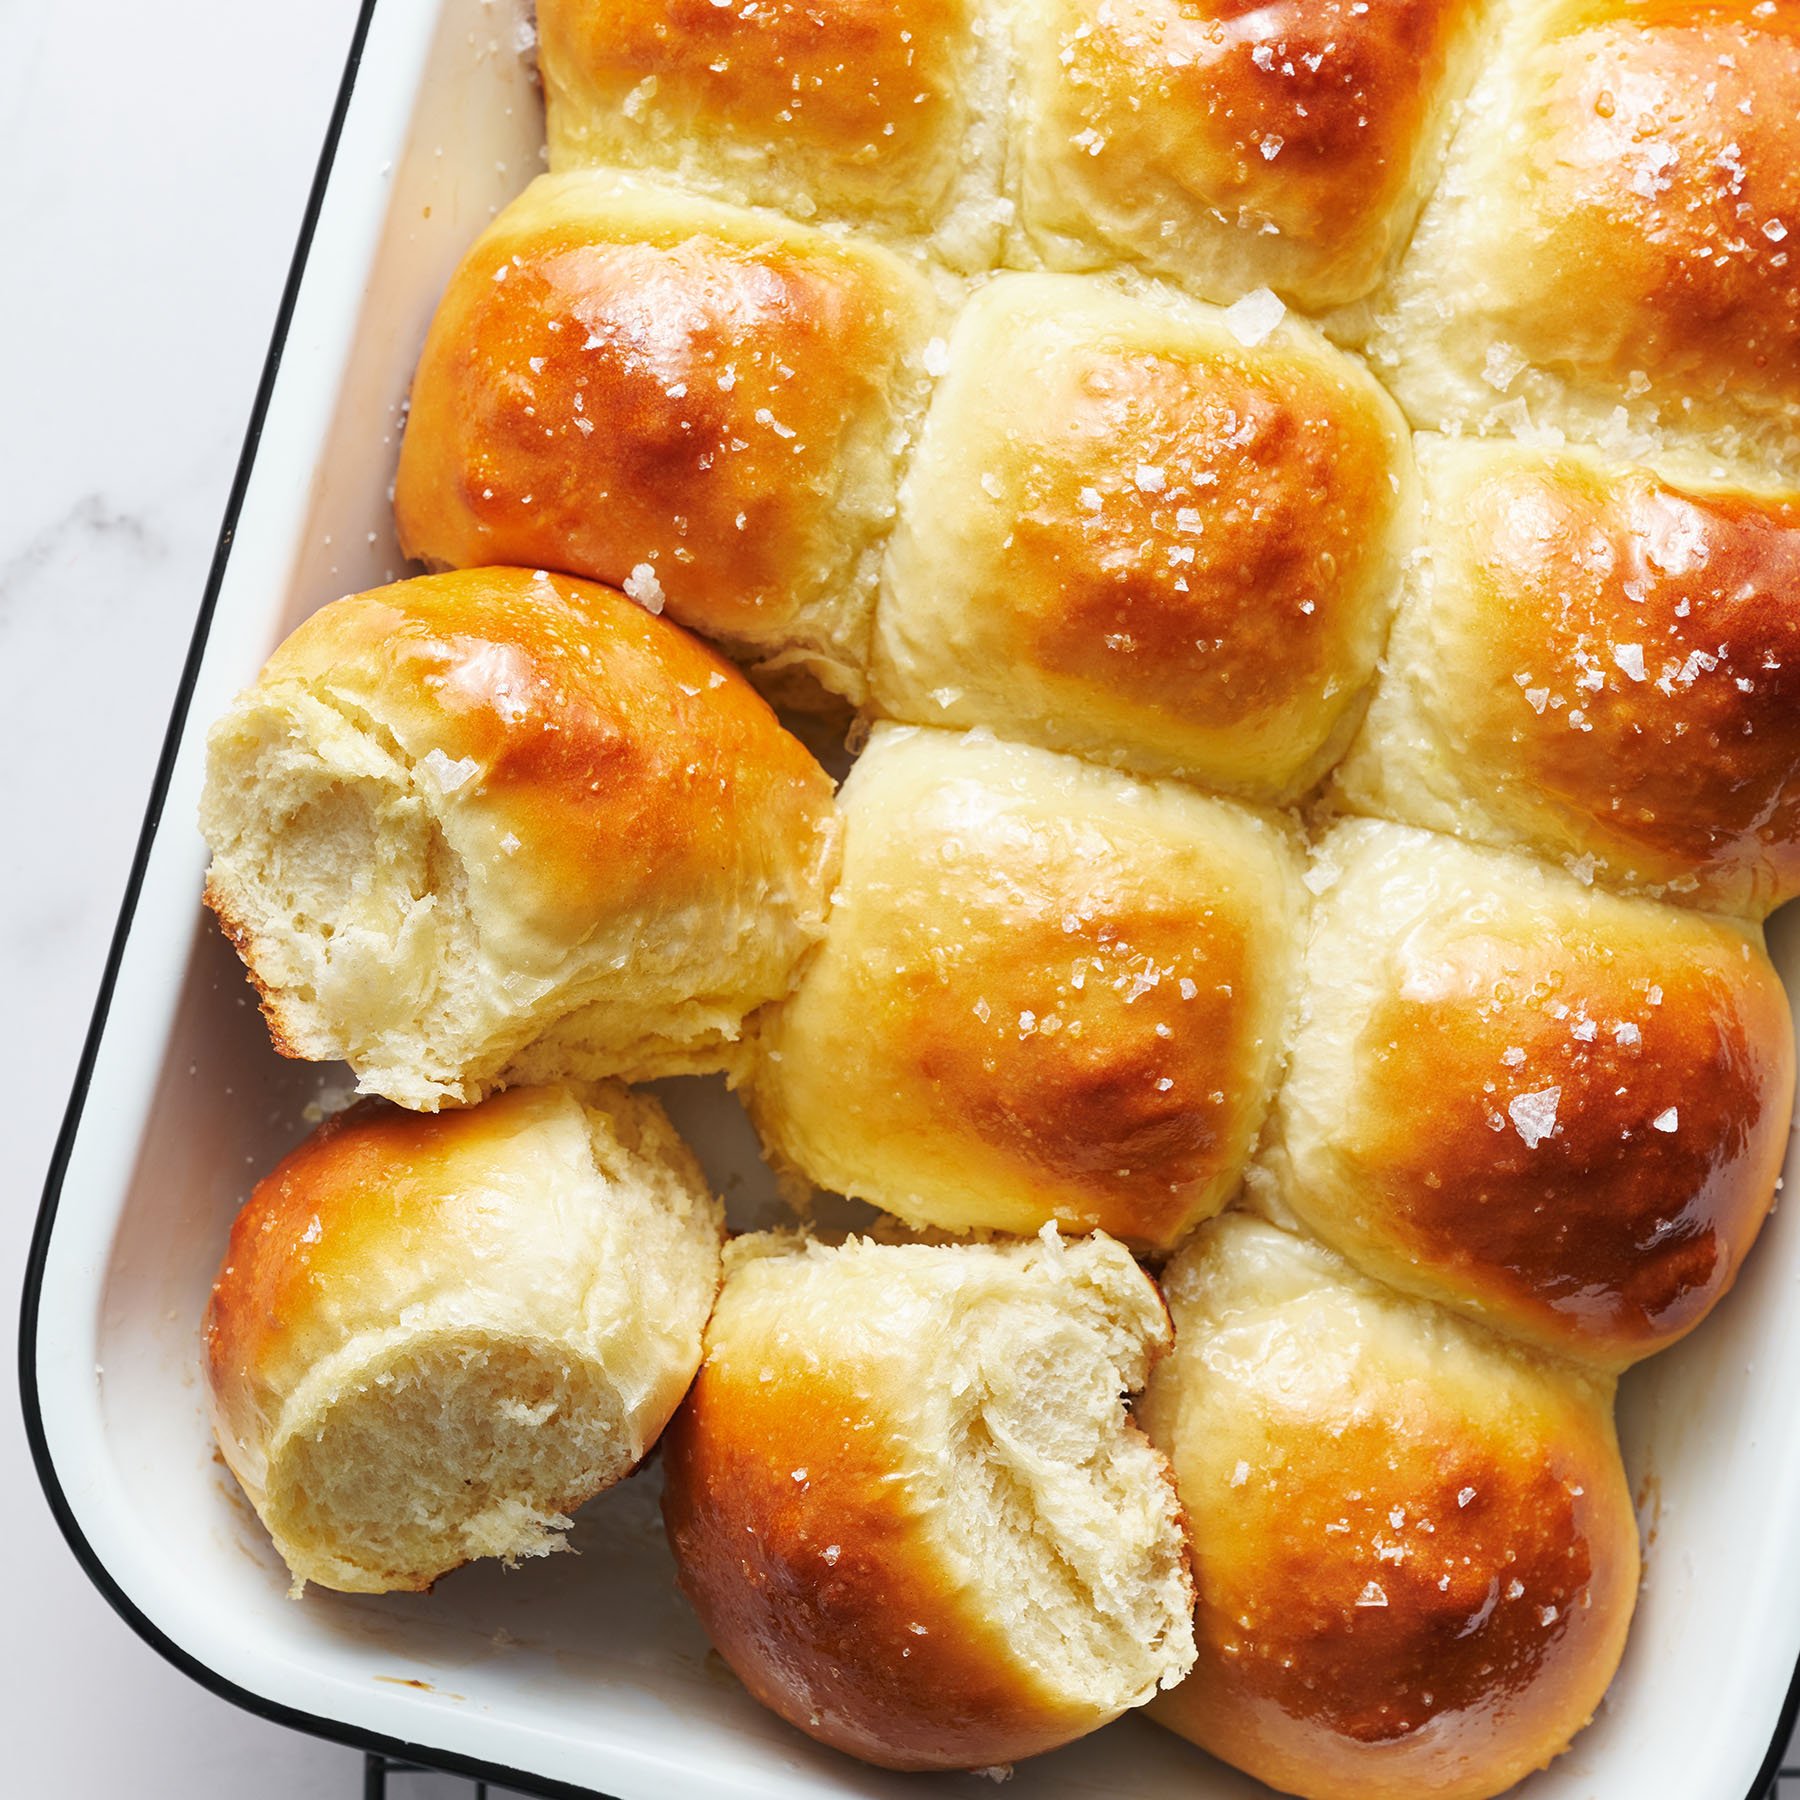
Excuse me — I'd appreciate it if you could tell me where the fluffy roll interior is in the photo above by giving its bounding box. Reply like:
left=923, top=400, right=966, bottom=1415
left=933, top=1239, right=1197, bottom=1711
left=265, top=1330, right=631, bottom=1595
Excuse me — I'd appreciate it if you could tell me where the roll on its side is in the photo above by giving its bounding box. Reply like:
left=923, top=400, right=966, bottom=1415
left=1369, top=0, right=1800, bottom=472
left=660, top=1229, right=1196, bottom=1770
left=749, top=723, right=1307, bottom=1251
left=1141, top=1214, right=1639, bottom=1800
left=873, top=272, right=1413, bottom=803
left=392, top=170, right=941, bottom=702
left=1334, top=436, right=1800, bottom=917
left=1011, top=0, right=1493, bottom=310
left=200, top=567, right=838, bottom=1111
left=1257, top=818, right=1794, bottom=1368
left=204, top=1082, right=724, bottom=1595
left=535, top=0, right=1011, bottom=269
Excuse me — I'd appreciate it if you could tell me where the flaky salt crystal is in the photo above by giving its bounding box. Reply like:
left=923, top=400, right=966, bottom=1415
left=1223, top=287, right=1285, bottom=347
left=623, top=563, right=665, bottom=613
left=419, top=749, right=480, bottom=793
left=1508, top=1086, right=1561, bottom=1148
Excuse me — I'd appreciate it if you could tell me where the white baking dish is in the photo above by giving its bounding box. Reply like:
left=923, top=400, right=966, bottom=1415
left=19, top=1, right=1800, bottom=1795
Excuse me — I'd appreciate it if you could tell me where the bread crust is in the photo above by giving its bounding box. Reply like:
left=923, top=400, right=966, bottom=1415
left=1262, top=819, right=1795, bottom=1366
left=392, top=170, right=939, bottom=701
left=1142, top=1216, right=1641, bottom=1800
left=750, top=725, right=1306, bottom=1249
left=537, top=0, right=990, bottom=252
left=1372, top=0, right=1800, bottom=471
left=1015, top=0, right=1493, bottom=308
left=1338, top=438, right=1800, bottom=915
left=874, top=274, right=1413, bottom=801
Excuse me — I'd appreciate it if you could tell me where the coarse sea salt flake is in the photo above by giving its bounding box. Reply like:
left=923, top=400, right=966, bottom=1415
left=419, top=749, right=480, bottom=793
left=923, top=337, right=951, bottom=376
left=1509, top=1086, right=1561, bottom=1148
left=1223, top=287, right=1285, bottom=347
left=1613, top=643, right=1647, bottom=681
left=1482, top=342, right=1528, bottom=392
left=1653, top=1106, right=1679, bottom=1132
left=623, top=562, right=665, bottom=613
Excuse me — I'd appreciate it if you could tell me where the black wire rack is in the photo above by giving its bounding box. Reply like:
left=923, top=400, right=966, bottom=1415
left=362, top=1751, right=1800, bottom=1798
left=360, top=1754, right=616, bottom=1799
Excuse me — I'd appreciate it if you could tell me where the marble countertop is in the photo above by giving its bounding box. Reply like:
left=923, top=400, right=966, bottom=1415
left=1, top=4, right=458, bottom=1794
left=4, top=5, right=1797, bottom=1799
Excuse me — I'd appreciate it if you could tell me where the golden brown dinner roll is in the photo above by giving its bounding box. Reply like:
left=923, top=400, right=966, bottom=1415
left=1370, top=0, right=1800, bottom=471
left=1335, top=438, right=1800, bottom=915
left=872, top=273, right=1413, bottom=801
left=1256, top=818, right=1794, bottom=1367
left=536, top=0, right=1011, bottom=268
left=199, top=567, right=837, bottom=1110
left=750, top=724, right=1306, bottom=1250
left=204, top=1082, right=724, bottom=1594
left=1141, top=1214, right=1639, bottom=1800
left=392, top=170, right=941, bottom=701
left=661, top=1229, right=1196, bottom=1769
left=1011, top=0, right=1493, bottom=309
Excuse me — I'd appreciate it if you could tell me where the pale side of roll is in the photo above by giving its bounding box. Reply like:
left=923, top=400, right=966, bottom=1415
left=661, top=1229, right=1196, bottom=1770
left=204, top=1082, right=724, bottom=1595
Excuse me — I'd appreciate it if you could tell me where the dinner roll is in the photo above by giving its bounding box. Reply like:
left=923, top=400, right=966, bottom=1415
left=750, top=724, right=1306, bottom=1250
left=536, top=0, right=1010, bottom=268
left=872, top=273, right=1413, bottom=801
left=1257, top=818, right=1793, bottom=1367
left=1011, top=0, right=1492, bottom=310
left=392, top=170, right=940, bottom=701
left=1141, top=1214, right=1639, bottom=1800
left=1370, top=0, right=1800, bottom=472
left=660, top=1229, right=1196, bottom=1769
left=204, top=1082, right=724, bottom=1595
left=1335, top=437, right=1800, bottom=916
left=200, top=567, right=837, bottom=1111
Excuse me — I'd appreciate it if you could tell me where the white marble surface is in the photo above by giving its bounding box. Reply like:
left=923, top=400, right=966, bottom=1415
left=0, top=3, right=480, bottom=1794
left=3, top=5, right=1798, bottom=1800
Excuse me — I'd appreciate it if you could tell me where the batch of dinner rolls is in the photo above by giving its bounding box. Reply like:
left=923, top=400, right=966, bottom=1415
left=195, top=0, right=1800, bottom=1794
